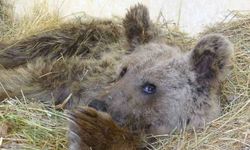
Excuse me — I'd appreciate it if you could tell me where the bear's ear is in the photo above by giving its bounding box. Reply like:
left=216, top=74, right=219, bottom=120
left=123, top=4, right=153, bottom=50
left=191, top=34, right=233, bottom=84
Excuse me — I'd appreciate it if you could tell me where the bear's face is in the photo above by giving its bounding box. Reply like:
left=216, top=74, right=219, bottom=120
left=90, top=34, right=233, bottom=134
left=102, top=44, right=196, bottom=134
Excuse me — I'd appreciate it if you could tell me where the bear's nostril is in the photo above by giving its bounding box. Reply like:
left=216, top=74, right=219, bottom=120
left=88, top=99, right=108, bottom=112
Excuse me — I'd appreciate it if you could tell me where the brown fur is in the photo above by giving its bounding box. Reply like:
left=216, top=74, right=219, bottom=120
left=0, top=20, right=122, bottom=68
left=67, top=5, right=233, bottom=149
left=0, top=4, right=233, bottom=150
left=98, top=34, right=233, bottom=134
left=67, top=107, right=141, bottom=150
left=123, top=4, right=156, bottom=50
left=0, top=55, right=123, bottom=108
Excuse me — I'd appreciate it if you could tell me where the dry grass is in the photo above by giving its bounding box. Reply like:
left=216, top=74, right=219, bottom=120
left=0, top=99, right=68, bottom=150
left=0, top=0, right=14, bottom=36
left=0, top=2, right=249, bottom=150
left=0, top=1, right=62, bottom=43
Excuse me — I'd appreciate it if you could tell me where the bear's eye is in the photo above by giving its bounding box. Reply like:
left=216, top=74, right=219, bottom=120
left=142, top=83, right=157, bottom=95
left=119, top=67, right=127, bottom=78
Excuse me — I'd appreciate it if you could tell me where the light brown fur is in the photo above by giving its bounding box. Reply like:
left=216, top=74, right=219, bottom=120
left=0, top=20, right=122, bottom=68
left=0, top=4, right=233, bottom=150
left=67, top=107, right=140, bottom=150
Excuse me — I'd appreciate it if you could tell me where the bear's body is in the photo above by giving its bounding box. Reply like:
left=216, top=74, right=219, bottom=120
left=0, top=21, right=127, bottom=108
left=0, top=4, right=233, bottom=150
left=0, top=21, right=122, bottom=68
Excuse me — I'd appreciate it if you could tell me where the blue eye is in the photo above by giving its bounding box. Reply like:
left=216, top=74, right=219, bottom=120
left=142, top=83, right=156, bottom=94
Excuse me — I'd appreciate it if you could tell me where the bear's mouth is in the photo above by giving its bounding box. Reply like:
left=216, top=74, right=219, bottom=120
left=87, top=99, right=155, bottom=133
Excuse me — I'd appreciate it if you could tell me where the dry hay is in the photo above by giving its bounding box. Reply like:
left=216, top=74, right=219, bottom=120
left=0, top=99, right=68, bottom=149
left=0, top=3, right=249, bottom=150
left=0, top=0, right=13, bottom=22
left=0, top=0, right=62, bottom=42
left=0, top=0, right=14, bottom=35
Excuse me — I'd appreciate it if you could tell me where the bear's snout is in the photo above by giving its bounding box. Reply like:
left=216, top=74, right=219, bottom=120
left=88, top=99, right=108, bottom=112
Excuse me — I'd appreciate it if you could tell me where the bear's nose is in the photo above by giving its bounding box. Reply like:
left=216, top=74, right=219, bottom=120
left=88, top=99, right=108, bottom=112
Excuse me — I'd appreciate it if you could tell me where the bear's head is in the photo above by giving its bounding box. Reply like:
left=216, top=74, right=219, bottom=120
left=88, top=4, right=233, bottom=134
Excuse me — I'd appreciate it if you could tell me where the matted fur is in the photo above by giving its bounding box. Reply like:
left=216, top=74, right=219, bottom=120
left=0, top=4, right=234, bottom=150
left=0, top=20, right=122, bottom=68
left=67, top=107, right=140, bottom=150
left=123, top=4, right=155, bottom=50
